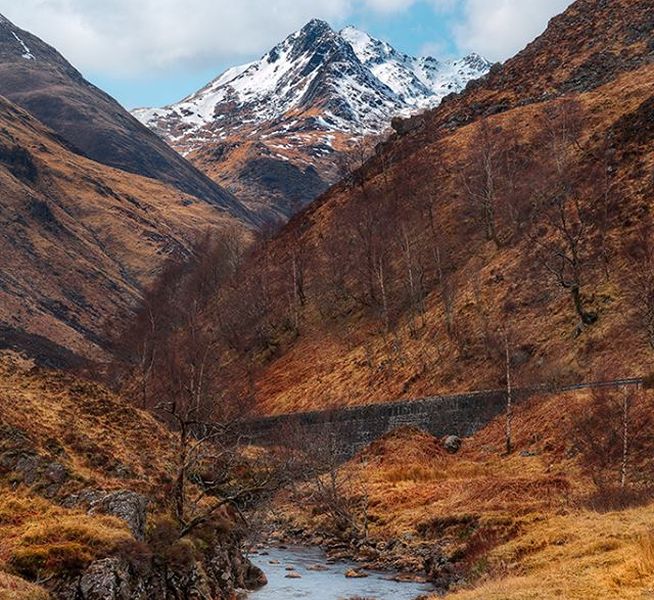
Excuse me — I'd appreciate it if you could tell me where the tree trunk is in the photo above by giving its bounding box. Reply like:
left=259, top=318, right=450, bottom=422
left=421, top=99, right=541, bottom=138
left=175, top=426, right=188, bottom=525
left=571, top=286, right=597, bottom=325
left=621, top=389, right=629, bottom=491
left=504, top=332, right=513, bottom=455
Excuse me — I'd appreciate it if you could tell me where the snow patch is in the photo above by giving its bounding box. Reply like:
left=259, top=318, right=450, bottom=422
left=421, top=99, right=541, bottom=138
left=132, top=20, right=490, bottom=148
left=11, top=31, right=34, bottom=60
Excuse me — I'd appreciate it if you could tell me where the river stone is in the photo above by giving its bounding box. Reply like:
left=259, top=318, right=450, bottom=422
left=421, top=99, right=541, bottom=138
left=245, top=563, right=268, bottom=589
left=345, top=568, right=368, bottom=578
left=285, top=571, right=302, bottom=579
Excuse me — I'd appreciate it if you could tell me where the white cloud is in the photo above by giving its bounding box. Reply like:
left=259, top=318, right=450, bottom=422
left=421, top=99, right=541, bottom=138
left=451, top=0, right=574, bottom=61
left=363, top=0, right=417, bottom=13
left=0, top=0, right=574, bottom=76
left=0, top=0, right=354, bottom=75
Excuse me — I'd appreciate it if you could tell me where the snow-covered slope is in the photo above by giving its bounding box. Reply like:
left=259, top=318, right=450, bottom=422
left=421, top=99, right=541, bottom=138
left=135, top=20, right=489, bottom=140
left=133, top=20, right=491, bottom=222
left=340, top=26, right=490, bottom=110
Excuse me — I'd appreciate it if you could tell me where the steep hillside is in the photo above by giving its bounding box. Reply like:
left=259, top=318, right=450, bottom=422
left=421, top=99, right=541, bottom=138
left=0, top=353, right=263, bottom=599
left=0, top=14, right=254, bottom=226
left=135, top=20, right=490, bottom=222
left=381, top=0, right=654, bottom=162
left=182, top=0, right=654, bottom=415
left=0, top=95, right=249, bottom=367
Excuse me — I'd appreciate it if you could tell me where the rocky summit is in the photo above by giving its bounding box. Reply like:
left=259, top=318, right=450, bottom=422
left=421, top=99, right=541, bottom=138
left=134, top=19, right=491, bottom=222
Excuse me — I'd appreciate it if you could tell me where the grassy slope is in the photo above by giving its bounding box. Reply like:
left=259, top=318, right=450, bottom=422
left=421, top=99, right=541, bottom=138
left=248, top=61, right=654, bottom=415
left=0, top=354, right=177, bottom=598
left=278, top=387, right=654, bottom=598
left=193, top=0, right=654, bottom=416
left=0, top=96, right=249, bottom=364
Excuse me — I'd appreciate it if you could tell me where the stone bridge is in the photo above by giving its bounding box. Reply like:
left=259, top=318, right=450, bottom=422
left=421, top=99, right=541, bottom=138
left=244, top=379, right=642, bottom=458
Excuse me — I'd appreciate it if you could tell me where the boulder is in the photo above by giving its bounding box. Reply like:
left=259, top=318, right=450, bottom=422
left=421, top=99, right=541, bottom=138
left=77, top=558, right=137, bottom=600
left=443, top=435, right=462, bottom=454
left=244, top=564, right=267, bottom=589
left=88, top=491, right=148, bottom=541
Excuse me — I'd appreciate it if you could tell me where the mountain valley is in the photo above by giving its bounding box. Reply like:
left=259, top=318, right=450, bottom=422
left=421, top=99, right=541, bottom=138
left=1, top=1, right=654, bottom=599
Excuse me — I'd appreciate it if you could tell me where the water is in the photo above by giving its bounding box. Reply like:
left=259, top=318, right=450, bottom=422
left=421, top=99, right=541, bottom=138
left=249, top=546, right=433, bottom=600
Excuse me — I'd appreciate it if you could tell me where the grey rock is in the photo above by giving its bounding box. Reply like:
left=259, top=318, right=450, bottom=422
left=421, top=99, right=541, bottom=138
left=78, top=558, right=133, bottom=600
left=391, top=115, right=425, bottom=136
left=245, top=563, right=268, bottom=589
left=443, top=435, right=462, bottom=454
left=44, top=461, right=68, bottom=484
left=63, top=490, right=148, bottom=541
left=285, top=571, right=302, bottom=579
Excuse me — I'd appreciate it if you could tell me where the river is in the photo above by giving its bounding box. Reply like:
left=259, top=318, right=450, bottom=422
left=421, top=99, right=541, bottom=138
left=249, top=546, right=434, bottom=599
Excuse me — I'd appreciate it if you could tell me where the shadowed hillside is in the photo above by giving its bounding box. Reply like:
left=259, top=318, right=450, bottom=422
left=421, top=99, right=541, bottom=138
left=0, top=95, right=250, bottom=367
left=0, top=14, right=255, bottom=226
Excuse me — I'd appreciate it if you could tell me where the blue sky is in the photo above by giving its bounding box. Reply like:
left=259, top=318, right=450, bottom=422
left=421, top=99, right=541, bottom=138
left=0, top=0, right=572, bottom=109
left=90, top=4, right=463, bottom=109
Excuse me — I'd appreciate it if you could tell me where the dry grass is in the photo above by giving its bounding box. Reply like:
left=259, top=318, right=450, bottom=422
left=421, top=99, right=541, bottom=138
left=0, top=354, right=177, bottom=496
left=278, top=388, right=654, bottom=599
left=0, top=492, right=131, bottom=581
left=236, top=62, right=654, bottom=417
left=0, top=95, right=250, bottom=363
left=0, top=571, right=49, bottom=600
left=0, top=356, right=179, bottom=593
left=446, top=513, right=654, bottom=600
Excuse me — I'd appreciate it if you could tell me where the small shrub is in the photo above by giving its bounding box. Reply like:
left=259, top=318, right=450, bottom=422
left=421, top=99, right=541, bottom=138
left=10, top=542, right=92, bottom=579
left=146, top=515, right=198, bottom=570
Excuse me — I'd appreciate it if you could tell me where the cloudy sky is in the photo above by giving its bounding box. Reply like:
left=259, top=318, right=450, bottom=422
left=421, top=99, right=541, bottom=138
left=0, top=0, right=572, bottom=109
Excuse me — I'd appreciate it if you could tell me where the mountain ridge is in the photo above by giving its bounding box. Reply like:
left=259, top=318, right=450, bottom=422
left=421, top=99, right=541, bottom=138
left=165, top=0, right=654, bottom=416
left=0, top=13, right=256, bottom=226
left=133, top=19, right=491, bottom=222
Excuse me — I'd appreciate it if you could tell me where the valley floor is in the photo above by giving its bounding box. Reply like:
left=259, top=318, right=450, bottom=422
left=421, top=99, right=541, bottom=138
left=273, top=388, right=654, bottom=599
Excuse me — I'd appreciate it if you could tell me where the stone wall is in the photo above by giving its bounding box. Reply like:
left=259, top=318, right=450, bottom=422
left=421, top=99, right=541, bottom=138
left=244, top=379, right=642, bottom=458
left=245, top=390, right=509, bottom=457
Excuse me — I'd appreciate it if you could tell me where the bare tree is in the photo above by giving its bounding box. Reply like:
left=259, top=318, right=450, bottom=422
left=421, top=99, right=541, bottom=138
left=625, top=220, right=654, bottom=349
left=620, top=387, right=630, bottom=491
left=110, top=232, right=294, bottom=538
left=530, top=99, right=598, bottom=329
left=504, top=328, right=514, bottom=455
left=461, top=120, right=504, bottom=248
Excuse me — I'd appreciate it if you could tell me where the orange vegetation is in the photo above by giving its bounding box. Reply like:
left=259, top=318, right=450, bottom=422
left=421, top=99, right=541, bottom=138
left=206, top=1, right=654, bottom=415
left=0, top=354, right=179, bottom=597
left=279, top=386, right=654, bottom=598
left=0, top=96, right=250, bottom=365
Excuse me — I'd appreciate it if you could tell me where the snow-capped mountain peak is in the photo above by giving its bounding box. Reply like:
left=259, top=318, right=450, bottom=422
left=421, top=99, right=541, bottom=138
left=132, top=20, right=491, bottom=221
left=134, top=20, right=490, bottom=142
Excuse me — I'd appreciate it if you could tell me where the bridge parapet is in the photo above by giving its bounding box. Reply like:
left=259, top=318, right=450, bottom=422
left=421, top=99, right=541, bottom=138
left=244, top=390, right=508, bottom=458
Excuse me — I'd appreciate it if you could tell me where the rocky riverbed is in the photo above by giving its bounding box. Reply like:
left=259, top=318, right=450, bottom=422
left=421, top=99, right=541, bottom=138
left=248, top=546, right=434, bottom=599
